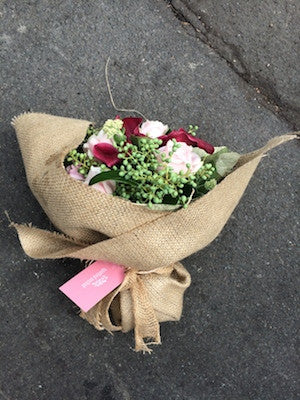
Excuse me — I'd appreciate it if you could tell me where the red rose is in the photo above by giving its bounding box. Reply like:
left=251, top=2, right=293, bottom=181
left=159, top=128, right=214, bottom=154
left=93, top=143, right=119, bottom=167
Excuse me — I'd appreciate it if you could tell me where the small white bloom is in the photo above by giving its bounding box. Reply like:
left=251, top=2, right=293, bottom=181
left=102, top=119, right=123, bottom=137
left=140, top=120, right=169, bottom=138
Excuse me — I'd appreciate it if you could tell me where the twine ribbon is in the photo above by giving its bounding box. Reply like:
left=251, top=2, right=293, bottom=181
left=81, top=267, right=167, bottom=353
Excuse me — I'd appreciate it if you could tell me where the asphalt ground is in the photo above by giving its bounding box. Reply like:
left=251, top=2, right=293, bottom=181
left=0, top=1, right=299, bottom=399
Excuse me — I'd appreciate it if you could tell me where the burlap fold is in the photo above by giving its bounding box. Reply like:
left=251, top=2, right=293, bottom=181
left=11, top=112, right=298, bottom=352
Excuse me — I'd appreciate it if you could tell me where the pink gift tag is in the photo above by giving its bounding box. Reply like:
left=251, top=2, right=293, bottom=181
left=59, top=260, right=125, bottom=312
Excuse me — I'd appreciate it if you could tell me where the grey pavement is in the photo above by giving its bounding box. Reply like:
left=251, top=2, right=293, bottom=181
left=0, top=1, right=299, bottom=399
left=167, top=0, right=300, bottom=128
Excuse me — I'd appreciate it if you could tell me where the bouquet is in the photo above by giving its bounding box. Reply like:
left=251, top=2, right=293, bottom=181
left=64, top=117, right=240, bottom=209
left=12, top=112, right=297, bottom=353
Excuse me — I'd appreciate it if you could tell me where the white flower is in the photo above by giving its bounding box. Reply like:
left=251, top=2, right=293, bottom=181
left=140, top=120, right=169, bottom=138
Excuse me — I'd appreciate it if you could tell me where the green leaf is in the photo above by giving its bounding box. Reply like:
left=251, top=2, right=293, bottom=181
left=193, top=147, right=229, bottom=161
left=215, top=152, right=240, bottom=176
left=192, top=148, right=208, bottom=158
left=213, top=146, right=228, bottom=154
left=89, top=170, right=138, bottom=186
left=204, top=147, right=228, bottom=164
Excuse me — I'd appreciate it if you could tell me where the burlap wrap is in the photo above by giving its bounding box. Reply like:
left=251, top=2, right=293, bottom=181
left=11, top=112, right=298, bottom=352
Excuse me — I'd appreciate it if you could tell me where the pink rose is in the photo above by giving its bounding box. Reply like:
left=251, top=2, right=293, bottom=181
left=140, top=120, right=169, bottom=138
left=158, top=140, right=202, bottom=174
left=84, top=166, right=116, bottom=194
left=66, top=165, right=85, bottom=181
left=83, top=130, right=113, bottom=157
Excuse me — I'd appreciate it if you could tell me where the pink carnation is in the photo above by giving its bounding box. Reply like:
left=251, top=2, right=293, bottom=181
left=158, top=140, right=202, bottom=174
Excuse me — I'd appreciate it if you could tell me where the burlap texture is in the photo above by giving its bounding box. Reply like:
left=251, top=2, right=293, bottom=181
left=80, top=263, right=190, bottom=353
left=11, top=112, right=298, bottom=352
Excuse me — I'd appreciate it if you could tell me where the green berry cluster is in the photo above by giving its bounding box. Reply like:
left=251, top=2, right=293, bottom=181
left=112, top=136, right=218, bottom=208
left=188, top=125, right=199, bottom=137
left=64, top=125, right=106, bottom=176
left=193, top=163, right=218, bottom=196
left=65, top=149, right=106, bottom=176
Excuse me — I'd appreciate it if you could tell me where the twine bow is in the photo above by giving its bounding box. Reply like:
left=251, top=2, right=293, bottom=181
left=81, top=266, right=179, bottom=353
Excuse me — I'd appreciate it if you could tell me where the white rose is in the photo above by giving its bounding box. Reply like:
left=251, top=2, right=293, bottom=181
left=140, top=120, right=169, bottom=138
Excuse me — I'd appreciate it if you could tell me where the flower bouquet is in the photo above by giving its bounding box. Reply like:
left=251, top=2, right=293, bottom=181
left=64, top=117, right=240, bottom=210
left=12, top=112, right=297, bottom=352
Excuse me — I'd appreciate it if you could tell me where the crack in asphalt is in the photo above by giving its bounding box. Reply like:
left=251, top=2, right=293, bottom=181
left=165, top=0, right=297, bottom=129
